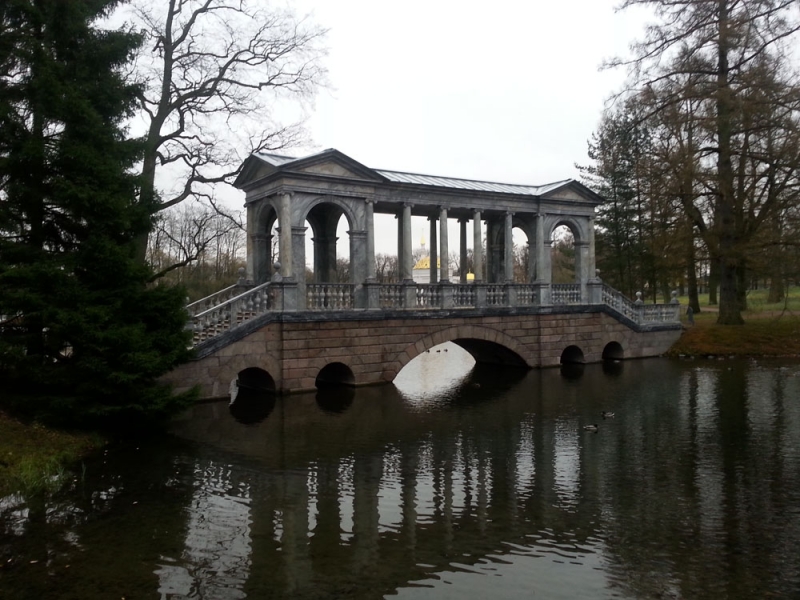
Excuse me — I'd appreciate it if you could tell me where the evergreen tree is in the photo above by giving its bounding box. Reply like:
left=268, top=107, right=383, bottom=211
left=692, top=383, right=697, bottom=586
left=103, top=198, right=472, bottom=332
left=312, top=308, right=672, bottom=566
left=0, top=0, right=194, bottom=427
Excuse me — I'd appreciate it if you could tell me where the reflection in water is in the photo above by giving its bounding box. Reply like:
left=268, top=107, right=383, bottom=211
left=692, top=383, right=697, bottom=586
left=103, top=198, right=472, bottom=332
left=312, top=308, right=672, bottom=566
left=3, top=358, right=800, bottom=599
left=315, top=385, right=355, bottom=414
left=560, top=362, right=585, bottom=380
left=228, top=387, right=276, bottom=424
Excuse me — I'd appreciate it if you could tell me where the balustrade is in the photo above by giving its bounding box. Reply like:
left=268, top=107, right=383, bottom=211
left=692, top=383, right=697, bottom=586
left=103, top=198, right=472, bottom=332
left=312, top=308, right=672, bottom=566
left=189, top=280, right=680, bottom=347
left=552, top=284, right=581, bottom=305
left=307, top=284, right=354, bottom=310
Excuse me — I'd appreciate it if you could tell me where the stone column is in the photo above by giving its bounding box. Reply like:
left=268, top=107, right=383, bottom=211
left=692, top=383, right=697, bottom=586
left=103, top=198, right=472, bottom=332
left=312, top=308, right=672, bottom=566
left=535, top=213, right=551, bottom=305
left=473, top=210, right=483, bottom=282
left=350, top=229, right=368, bottom=308
left=459, top=218, right=468, bottom=283
left=365, top=200, right=376, bottom=280
left=278, top=192, right=293, bottom=279
left=401, top=203, right=413, bottom=281
left=252, top=233, right=270, bottom=284
left=313, top=234, right=337, bottom=283
left=439, top=207, right=449, bottom=283
left=429, top=216, right=438, bottom=284
left=397, top=211, right=404, bottom=280
left=246, top=203, right=256, bottom=282
left=292, top=226, right=307, bottom=309
left=504, top=211, right=514, bottom=283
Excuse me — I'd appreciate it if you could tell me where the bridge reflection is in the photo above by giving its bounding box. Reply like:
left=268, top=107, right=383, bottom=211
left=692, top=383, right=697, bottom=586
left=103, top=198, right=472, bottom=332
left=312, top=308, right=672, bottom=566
left=158, top=360, right=800, bottom=599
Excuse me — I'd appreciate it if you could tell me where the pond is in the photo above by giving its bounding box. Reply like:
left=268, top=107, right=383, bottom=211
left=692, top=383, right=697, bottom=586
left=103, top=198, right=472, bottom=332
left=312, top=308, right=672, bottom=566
left=2, top=348, right=800, bottom=599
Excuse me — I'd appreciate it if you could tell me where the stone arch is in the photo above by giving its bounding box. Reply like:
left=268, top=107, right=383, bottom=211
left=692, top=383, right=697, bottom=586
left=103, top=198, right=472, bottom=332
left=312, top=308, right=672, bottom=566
left=296, top=347, right=366, bottom=390
left=602, top=341, right=625, bottom=361
left=560, top=345, right=585, bottom=364
left=299, top=195, right=359, bottom=231
left=216, top=352, right=283, bottom=398
left=383, top=325, right=533, bottom=382
left=316, top=362, right=356, bottom=388
left=545, top=215, right=589, bottom=244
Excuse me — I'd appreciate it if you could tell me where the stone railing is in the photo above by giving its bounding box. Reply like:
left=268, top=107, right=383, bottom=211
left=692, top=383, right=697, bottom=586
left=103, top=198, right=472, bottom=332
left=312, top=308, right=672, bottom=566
left=552, top=283, right=581, bottom=305
left=307, top=284, right=354, bottom=310
left=189, top=280, right=681, bottom=347
left=601, top=285, right=641, bottom=321
left=186, top=284, right=247, bottom=318
left=453, top=284, right=476, bottom=307
left=190, top=282, right=273, bottom=344
left=379, top=284, right=405, bottom=309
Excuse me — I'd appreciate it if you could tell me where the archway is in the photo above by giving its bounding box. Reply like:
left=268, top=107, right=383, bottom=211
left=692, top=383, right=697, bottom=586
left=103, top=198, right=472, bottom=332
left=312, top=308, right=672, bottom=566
left=230, top=367, right=276, bottom=424
left=316, top=362, right=356, bottom=388
left=602, top=341, right=624, bottom=361
left=235, top=367, right=276, bottom=393
left=560, top=345, right=585, bottom=365
left=551, top=223, right=577, bottom=284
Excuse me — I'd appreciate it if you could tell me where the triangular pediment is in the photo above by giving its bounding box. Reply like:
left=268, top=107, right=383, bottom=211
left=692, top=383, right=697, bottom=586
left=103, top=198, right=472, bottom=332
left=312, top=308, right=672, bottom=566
left=234, top=149, right=385, bottom=189
left=285, top=149, right=384, bottom=182
left=540, top=180, right=604, bottom=205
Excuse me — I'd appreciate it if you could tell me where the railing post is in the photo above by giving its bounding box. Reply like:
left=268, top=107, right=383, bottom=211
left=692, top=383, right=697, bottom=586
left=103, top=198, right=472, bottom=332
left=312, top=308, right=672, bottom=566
left=403, top=281, right=417, bottom=310
left=506, top=283, right=518, bottom=307
left=272, top=281, right=298, bottom=311
left=587, top=280, right=603, bottom=304
left=475, top=284, right=487, bottom=308
left=364, top=280, right=381, bottom=310
left=441, top=281, right=454, bottom=309
left=535, top=282, right=551, bottom=305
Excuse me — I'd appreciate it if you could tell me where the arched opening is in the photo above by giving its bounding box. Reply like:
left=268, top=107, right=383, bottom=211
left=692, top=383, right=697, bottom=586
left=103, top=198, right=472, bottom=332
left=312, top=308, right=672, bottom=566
left=453, top=338, right=529, bottom=367
left=305, top=203, right=353, bottom=284
left=602, top=341, right=624, bottom=361
left=230, top=367, right=276, bottom=425
left=394, top=342, right=476, bottom=401
left=315, top=362, right=356, bottom=388
left=235, top=367, right=276, bottom=393
left=551, top=224, right=577, bottom=284
left=560, top=345, right=585, bottom=365
left=512, top=225, right=532, bottom=283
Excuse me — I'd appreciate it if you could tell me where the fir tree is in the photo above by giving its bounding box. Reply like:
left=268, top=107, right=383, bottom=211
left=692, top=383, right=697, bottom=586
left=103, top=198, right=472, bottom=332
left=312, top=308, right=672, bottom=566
left=0, top=0, right=194, bottom=428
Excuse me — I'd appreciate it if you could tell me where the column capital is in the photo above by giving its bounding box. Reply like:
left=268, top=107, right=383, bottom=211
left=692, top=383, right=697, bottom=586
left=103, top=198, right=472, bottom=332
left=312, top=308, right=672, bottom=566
left=291, top=226, right=308, bottom=234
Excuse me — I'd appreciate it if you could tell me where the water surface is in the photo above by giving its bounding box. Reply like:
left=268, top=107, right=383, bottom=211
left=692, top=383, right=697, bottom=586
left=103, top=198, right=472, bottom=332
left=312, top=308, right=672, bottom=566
left=2, top=349, right=800, bottom=599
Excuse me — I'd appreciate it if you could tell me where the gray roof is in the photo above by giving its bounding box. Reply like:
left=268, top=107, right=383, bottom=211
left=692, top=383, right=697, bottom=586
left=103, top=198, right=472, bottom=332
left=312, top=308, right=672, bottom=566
left=376, top=169, right=570, bottom=196
left=250, top=149, right=578, bottom=197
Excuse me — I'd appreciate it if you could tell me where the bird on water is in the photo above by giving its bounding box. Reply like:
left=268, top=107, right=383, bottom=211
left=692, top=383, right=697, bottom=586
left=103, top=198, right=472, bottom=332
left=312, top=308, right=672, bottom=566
left=601, top=411, right=615, bottom=419
left=583, top=424, right=599, bottom=432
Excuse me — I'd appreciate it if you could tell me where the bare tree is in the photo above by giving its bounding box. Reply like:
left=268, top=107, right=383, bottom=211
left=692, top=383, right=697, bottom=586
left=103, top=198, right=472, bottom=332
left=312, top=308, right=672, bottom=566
left=125, top=0, right=327, bottom=262
left=610, top=0, right=800, bottom=324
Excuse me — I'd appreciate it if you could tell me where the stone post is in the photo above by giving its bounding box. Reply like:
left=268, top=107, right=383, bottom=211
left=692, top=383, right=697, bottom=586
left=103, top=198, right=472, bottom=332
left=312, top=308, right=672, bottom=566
left=459, top=218, right=468, bottom=283
left=475, top=283, right=487, bottom=308
left=439, top=207, right=449, bottom=283
left=535, top=213, right=552, bottom=304
left=364, top=280, right=381, bottom=309
left=441, top=281, right=454, bottom=309
left=350, top=229, right=368, bottom=308
left=429, top=216, right=438, bottom=284
left=364, top=200, right=376, bottom=280
left=402, top=203, right=413, bottom=282
left=278, top=192, right=293, bottom=279
left=291, top=225, right=307, bottom=309
left=473, top=210, right=483, bottom=282
left=403, top=280, right=417, bottom=309
left=576, top=240, right=589, bottom=303
left=587, top=270, right=603, bottom=304
left=252, top=233, right=270, bottom=284
left=504, top=211, right=514, bottom=283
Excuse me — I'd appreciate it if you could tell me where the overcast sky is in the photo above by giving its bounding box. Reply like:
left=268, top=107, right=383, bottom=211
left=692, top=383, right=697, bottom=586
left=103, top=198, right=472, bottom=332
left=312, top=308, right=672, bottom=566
left=291, top=0, right=649, bottom=184
left=275, top=0, right=650, bottom=256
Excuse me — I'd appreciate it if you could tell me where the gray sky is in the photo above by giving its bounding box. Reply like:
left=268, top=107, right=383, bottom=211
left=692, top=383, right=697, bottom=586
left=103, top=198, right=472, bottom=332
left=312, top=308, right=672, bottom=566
left=292, top=0, right=647, bottom=184
left=279, top=0, right=650, bottom=256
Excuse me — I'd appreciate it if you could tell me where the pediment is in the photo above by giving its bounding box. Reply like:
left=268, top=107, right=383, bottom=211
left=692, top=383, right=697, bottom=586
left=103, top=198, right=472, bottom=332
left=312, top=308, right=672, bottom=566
left=293, top=160, right=371, bottom=179
left=540, top=180, right=604, bottom=205
left=285, top=149, right=385, bottom=182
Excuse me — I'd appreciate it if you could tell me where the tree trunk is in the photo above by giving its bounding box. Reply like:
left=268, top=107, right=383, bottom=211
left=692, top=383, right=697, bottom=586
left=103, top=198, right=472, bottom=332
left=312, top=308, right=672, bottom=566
left=709, top=256, right=719, bottom=305
left=687, top=229, right=701, bottom=313
left=715, top=0, right=744, bottom=325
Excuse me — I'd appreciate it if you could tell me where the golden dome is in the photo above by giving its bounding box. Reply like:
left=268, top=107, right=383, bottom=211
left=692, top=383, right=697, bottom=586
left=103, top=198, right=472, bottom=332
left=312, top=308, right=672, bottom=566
left=413, top=256, right=441, bottom=270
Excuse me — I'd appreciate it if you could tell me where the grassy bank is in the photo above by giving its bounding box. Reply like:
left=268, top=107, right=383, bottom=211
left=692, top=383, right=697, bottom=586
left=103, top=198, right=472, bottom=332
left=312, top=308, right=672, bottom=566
left=0, top=412, right=102, bottom=497
left=669, top=309, right=800, bottom=357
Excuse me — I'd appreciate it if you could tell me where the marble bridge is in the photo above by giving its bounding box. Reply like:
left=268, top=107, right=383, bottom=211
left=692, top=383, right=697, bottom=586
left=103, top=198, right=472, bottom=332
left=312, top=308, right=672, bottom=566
left=163, top=149, right=682, bottom=397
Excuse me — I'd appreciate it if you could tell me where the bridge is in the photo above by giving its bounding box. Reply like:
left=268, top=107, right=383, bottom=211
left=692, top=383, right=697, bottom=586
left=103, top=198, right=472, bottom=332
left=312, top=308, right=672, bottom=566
left=162, top=149, right=682, bottom=398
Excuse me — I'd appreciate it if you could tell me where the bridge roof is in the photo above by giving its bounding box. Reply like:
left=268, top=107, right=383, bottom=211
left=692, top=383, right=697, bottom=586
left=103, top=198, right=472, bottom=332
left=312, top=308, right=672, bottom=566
left=237, top=149, right=603, bottom=204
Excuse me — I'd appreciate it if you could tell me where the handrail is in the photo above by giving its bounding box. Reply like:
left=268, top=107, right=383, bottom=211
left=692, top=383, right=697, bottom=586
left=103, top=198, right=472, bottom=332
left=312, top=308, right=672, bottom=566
left=190, top=281, right=681, bottom=346
left=187, top=284, right=247, bottom=317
